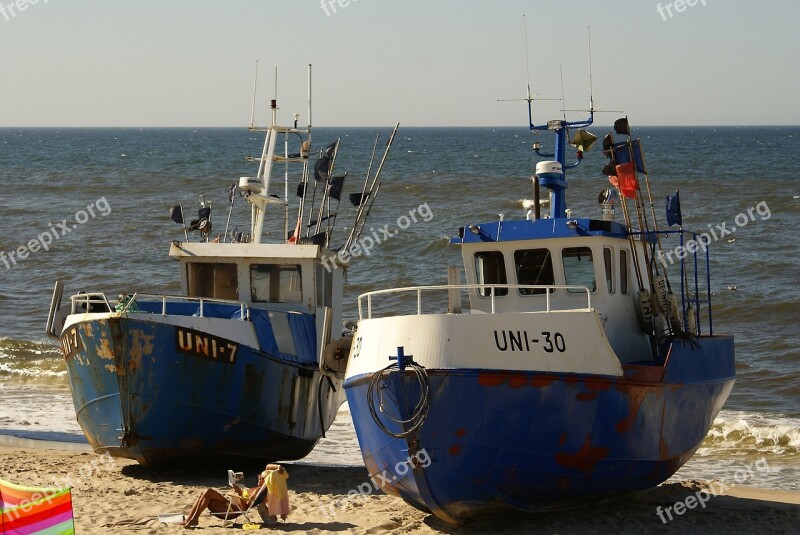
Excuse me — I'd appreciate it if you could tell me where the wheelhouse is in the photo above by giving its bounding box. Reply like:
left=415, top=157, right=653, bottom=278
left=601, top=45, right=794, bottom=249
left=454, top=218, right=652, bottom=362
left=169, top=241, right=342, bottom=326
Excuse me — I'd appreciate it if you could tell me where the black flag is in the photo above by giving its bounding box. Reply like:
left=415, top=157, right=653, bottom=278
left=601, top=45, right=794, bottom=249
left=314, top=141, right=337, bottom=182
left=328, top=174, right=346, bottom=201
left=614, top=117, right=631, bottom=137
left=349, top=192, right=370, bottom=206
left=170, top=205, right=184, bottom=224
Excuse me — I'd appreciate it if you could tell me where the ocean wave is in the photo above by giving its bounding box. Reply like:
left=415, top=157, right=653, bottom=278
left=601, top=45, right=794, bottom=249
left=699, top=410, right=800, bottom=457
left=0, top=337, right=67, bottom=384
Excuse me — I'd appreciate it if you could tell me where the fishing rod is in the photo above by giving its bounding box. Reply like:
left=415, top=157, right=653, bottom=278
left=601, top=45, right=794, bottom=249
left=342, top=123, right=399, bottom=255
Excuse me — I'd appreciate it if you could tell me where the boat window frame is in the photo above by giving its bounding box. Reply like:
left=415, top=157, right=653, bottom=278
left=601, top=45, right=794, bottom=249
left=561, top=246, right=597, bottom=294
left=514, top=248, right=555, bottom=296
left=186, top=262, right=239, bottom=301
left=473, top=250, right=508, bottom=297
left=250, top=264, right=303, bottom=304
left=620, top=249, right=629, bottom=295
left=603, top=247, right=614, bottom=294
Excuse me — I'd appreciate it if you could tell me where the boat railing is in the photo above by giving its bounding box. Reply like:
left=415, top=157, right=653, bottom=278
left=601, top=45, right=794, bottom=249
left=357, top=284, right=591, bottom=320
left=69, top=293, right=113, bottom=314
left=69, top=292, right=250, bottom=321
left=124, top=293, right=250, bottom=321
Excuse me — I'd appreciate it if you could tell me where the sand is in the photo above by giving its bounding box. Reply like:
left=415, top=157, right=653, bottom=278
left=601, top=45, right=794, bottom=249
left=1, top=442, right=798, bottom=534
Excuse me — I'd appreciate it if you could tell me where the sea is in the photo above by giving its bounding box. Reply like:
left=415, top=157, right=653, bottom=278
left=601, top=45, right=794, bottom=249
left=0, top=125, right=798, bottom=491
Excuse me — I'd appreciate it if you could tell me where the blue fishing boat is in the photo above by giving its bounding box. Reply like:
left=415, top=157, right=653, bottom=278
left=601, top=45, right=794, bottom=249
left=45, top=66, right=399, bottom=466
left=342, top=70, right=735, bottom=521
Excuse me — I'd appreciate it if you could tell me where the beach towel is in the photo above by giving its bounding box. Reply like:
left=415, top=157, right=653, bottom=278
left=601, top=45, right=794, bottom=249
left=0, top=478, right=75, bottom=535
left=264, top=468, right=289, bottom=519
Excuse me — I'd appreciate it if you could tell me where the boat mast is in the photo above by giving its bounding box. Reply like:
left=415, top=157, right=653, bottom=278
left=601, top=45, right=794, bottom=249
left=528, top=27, right=596, bottom=219
left=249, top=66, right=313, bottom=244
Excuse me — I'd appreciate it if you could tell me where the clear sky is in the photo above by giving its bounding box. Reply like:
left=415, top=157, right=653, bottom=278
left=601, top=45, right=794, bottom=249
left=1, top=0, right=798, bottom=127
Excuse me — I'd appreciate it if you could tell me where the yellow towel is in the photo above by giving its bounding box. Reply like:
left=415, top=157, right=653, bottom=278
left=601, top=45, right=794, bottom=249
left=265, top=468, right=290, bottom=518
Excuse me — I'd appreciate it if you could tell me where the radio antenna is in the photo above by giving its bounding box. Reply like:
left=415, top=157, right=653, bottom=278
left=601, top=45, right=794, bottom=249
left=523, top=15, right=532, bottom=101
left=249, top=61, right=259, bottom=129
left=588, top=26, right=595, bottom=114
left=559, top=64, right=567, bottom=122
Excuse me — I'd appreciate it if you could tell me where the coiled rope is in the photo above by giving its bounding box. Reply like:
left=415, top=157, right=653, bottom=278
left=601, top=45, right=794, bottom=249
left=367, top=361, right=430, bottom=439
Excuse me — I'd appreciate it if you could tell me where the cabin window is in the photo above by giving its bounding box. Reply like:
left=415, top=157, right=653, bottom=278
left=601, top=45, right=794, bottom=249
left=474, top=251, right=508, bottom=297
left=250, top=264, right=303, bottom=303
left=562, top=247, right=596, bottom=293
left=620, top=250, right=629, bottom=295
left=187, top=263, right=239, bottom=300
left=603, top=248, right=614, bottom=293
left=514, top=249, right=554, bottom=295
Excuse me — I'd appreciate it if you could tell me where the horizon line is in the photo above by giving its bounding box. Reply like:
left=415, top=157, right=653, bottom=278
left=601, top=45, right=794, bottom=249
left=1, top=124, right=798, bottom=129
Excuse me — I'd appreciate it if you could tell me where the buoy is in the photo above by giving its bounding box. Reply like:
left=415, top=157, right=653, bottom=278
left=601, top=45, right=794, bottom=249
left=322, top=336, right=353, bottom=374
left=686, top=303, right=697, bottom=335
left=637, top=290, right=655, bottom=332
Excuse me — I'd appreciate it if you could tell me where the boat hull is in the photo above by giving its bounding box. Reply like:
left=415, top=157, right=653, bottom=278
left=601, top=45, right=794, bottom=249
left=63, top=313, right=342, bottom=466
left=343, top=335, right=734, bottom=523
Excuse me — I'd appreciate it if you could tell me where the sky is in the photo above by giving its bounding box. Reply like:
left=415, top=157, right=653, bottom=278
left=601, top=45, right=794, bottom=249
left=1, top=0, right=798, bottom=127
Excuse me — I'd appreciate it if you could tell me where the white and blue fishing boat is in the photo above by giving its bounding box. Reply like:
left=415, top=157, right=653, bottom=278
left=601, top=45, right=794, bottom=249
left=342, top=77, right=735, bottom=521
left=45, top=66, right=399, bottom=466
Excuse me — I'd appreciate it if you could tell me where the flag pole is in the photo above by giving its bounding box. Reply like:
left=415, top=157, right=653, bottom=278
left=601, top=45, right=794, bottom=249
left=223, top=182, right=236, bottom=243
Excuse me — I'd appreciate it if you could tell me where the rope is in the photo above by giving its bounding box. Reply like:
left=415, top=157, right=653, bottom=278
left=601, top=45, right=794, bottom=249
left=367, top=361, right=430, bottom=439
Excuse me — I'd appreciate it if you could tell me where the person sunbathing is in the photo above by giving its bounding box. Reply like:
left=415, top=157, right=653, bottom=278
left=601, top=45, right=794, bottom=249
left=181, top=464, right=279, bottom=528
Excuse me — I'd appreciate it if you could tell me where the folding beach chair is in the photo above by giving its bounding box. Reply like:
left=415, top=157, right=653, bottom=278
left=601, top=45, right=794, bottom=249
left=212, top=471, right=269, bottom=527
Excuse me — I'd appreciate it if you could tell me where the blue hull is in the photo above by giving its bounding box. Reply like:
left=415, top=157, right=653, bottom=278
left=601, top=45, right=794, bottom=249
left=65, top=315, right=340, bottom=465
left=344, top=336, right=734, bottom=523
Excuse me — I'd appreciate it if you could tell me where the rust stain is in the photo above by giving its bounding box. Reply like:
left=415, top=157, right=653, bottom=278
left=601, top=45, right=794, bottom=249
left=96, top=337, right=115, bottom=360
left=128, top=329, right=155, bottom=372
left=575, top=376, right=615, bottom=401
left=554, top=434, right=610, bottom=473
left=477, top=373, right=505, bottom=387
left=448, top=445, right=462, bottom=456
left=508, top=375, right=527, bottom=389
left=530, top=376, right=555, bottom=388
left=454, top=428, right=466, bottom=438
left=559, top=432, right=567, bottom=446
left=614, top=386, right=649, bottom=433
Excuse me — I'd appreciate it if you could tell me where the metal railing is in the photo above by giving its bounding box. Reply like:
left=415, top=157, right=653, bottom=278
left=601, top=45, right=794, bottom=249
left=70, top=292, right=250, bottom=321
left=69, top=293, right=113, bottom=314
left=125, top=293, right=250, bottom=320
left=357, top=284, right=592, bottom=320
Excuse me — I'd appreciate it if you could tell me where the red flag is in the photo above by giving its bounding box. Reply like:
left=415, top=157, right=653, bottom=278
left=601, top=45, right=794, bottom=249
left=616, top=162, right=638, bottom=198
left=287, top=218, right=302, bottom=244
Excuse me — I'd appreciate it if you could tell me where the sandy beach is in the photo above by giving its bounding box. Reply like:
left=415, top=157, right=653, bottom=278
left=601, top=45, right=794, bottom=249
left=1, top=442, right=798, bottom=534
